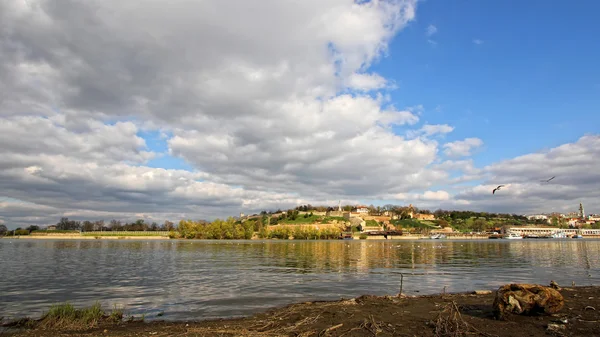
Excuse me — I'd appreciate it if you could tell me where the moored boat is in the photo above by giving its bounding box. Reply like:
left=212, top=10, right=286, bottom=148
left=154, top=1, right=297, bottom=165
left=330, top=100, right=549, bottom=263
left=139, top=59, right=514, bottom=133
left=503, top=232, right=523, bottom=240
left=488, top=232, right=503, bottom=239
left=430, top=233, right=447, bottom=239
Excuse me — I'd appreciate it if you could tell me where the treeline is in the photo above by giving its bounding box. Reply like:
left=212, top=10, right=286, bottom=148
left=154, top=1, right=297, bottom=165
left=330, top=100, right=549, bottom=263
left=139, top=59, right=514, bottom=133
left=432, top=209, right=528, bottom=221
left=176, top=218, right=255, bottom=239
left=174, top=218, right=342, bottom=240
left=53, top=218, right=176, bottom=232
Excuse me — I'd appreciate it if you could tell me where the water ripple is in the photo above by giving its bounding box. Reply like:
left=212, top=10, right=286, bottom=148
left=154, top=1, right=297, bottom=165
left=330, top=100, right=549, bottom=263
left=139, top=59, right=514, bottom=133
left=0, top=239, right=599, bottom=321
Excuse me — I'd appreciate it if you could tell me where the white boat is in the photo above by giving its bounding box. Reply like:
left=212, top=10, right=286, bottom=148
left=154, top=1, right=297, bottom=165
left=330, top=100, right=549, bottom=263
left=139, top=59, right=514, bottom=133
left=551, top=231, right=567, bottom=239
left=430, top=233, right=447, bottom=239
left=572, top=234, right=583, bottom=239
left=503, top=232, right=523, bottom=240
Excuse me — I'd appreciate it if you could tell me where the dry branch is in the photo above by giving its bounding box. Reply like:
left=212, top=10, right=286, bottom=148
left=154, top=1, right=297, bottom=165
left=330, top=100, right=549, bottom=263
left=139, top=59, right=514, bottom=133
left=434, top=301, right=497, bottom=337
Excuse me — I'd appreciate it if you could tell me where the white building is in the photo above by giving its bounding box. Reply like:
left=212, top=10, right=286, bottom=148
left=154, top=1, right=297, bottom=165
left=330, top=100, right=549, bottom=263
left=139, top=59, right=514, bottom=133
left=588, top=214, right=600, bottom=221
left=526, top=214, right=548, bottom=221
left=356, top=206, right=369, bottom=214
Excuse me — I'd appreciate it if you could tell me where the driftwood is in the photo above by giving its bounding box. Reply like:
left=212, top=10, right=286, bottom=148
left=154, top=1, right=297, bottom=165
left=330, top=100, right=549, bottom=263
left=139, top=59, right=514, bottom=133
left=493, top=284, right=564, bottom=320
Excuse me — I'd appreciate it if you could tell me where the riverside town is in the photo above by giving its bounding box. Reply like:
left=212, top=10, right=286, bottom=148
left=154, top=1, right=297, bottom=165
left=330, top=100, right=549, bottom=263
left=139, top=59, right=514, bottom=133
left=3, top=202, right=600, bottom=241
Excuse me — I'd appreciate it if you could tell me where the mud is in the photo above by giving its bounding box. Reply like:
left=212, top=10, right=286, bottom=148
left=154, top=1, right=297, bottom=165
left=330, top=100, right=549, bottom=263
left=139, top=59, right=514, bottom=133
left=2, top=286, right=599, bottom=337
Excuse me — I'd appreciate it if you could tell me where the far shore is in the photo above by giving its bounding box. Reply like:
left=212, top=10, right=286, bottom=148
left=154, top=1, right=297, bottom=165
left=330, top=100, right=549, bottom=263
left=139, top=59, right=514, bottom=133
left=3, top=234, right=490, bottom=240
left=2, top=235, right=169, bottom=240
left=3, top=233, right=598, bottom=240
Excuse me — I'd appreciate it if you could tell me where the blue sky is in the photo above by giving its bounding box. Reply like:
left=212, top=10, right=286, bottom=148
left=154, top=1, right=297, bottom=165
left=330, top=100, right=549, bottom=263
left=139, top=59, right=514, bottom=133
left=373, top=0, right=600, bottom=167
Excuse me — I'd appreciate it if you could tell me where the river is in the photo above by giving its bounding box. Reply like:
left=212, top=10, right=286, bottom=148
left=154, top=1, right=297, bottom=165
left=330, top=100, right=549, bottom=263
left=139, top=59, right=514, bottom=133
left=1, top=238, right=598, bottom=321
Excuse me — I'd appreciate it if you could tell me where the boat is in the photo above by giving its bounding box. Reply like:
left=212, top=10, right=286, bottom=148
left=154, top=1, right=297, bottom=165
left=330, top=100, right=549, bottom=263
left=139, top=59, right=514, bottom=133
left=430, top=233, right=447, bottom=239
left=503, top=232, right=523, bottom=240
left=523, top=234, right=550, bottom=239
left=488, top=232, right=503, bottom=239
left=551, top=231, right=567, bottom=239
left=572, top=234, right=583, bottom=239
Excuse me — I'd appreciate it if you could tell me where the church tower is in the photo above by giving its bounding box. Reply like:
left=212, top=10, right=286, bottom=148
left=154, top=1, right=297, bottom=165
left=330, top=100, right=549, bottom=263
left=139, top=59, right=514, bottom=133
left=579, top=202, right=585, bottom=219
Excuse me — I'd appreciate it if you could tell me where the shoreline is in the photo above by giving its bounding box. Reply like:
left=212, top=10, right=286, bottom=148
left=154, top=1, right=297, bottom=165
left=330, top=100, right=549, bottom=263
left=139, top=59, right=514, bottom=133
left=2, top=285, right=599, bottom=337
left=4, top=234, right=599, bottom=240
left=3, top=235, right=170, bottom=240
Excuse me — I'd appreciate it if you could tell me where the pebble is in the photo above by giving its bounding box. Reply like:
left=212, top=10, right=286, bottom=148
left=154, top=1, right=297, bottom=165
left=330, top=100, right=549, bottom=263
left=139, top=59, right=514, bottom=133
left=103, top=329, right=108, bottom=334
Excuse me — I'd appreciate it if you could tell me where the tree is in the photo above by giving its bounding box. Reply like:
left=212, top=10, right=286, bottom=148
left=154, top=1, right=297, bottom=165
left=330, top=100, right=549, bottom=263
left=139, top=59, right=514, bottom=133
left=26, top=225, right=40, bottom=232
left=438, top=219, right=449, bottom=228
left=473, top=219, right=487, bottom=232
left=56, top=217, right=81, bottom=230
left=0, top=224, right=7, bottom=236
left=163, top=220, right=175, bottom=231
left=94, top=220, right=105, bottom=231
left=82, top=221, right=94, bottom=232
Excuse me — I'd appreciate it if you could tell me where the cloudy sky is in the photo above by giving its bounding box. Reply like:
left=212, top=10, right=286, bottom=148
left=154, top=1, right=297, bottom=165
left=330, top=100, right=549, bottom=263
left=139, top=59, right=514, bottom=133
left=1, top=0, right=599, bottom=228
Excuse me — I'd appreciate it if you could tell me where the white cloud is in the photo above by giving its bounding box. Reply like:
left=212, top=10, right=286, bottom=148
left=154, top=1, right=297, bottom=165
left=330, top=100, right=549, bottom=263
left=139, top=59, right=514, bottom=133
left=1, top=0, right=451, bottom=227
left=451, top=135, right=600, bottom=214
left=346, top=72, right=388, bottom=91
left=426, top=24, right=437, bottom=37
left=421, top=190, right=450, bottom=201
left=443, top=138, right=484, bottom=157
left=408, top=124, right=454, bottom=138
left=473, top=39, right=484, bottom=45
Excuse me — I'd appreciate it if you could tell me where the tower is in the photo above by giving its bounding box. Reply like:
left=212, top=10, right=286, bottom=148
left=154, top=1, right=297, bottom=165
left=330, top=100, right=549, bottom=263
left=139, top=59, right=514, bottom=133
left=338, top=200, right=341, bottom=212
left=579, top=202, right=585, bottom=219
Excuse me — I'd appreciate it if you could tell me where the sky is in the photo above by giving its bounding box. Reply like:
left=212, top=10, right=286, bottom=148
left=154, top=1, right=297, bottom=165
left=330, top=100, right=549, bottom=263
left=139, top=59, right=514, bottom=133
left=1, top=0, right=599, bottom=228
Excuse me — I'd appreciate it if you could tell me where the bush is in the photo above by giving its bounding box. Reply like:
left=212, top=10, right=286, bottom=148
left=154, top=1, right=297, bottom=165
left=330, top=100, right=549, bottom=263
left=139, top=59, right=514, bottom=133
left=359, top=234, right=368, bottom=240
left=14, top=229, right=30, bottom=235
left=31, top=230, right=80, bottom=234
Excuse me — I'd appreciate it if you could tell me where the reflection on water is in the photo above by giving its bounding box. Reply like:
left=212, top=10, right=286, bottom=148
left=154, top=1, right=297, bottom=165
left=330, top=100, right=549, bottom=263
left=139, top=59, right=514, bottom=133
left=0, top=239, right=599, bottom=321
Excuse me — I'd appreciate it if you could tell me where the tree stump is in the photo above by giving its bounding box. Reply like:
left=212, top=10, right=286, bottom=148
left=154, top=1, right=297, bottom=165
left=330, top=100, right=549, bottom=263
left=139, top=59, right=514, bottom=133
left=493, top=284, right=564, bottom=320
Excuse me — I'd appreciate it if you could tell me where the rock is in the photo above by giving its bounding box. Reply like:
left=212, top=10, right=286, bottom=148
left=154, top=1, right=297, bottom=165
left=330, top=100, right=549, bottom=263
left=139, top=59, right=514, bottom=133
left=473, top=290, right=492, bottom=295
left=549, top=280, right=561, bottom=290
left=547, top=323, right=566, bottom=332
left=492, top=284, right=564, bottom=320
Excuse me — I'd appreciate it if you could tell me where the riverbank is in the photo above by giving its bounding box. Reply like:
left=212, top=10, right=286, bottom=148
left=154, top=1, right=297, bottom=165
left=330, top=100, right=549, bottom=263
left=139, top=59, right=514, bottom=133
left=2, top=285, right=598, bottom=337
left=3, top=236, right=169, bottom=240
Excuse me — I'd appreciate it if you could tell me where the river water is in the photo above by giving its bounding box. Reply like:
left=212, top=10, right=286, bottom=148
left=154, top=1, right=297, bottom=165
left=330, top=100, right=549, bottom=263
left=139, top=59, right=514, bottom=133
left=1, top=239, right=599, bottom=321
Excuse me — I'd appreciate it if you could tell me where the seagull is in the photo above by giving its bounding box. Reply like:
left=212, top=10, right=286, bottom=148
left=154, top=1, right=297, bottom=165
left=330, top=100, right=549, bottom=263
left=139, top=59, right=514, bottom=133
left=540, top=176, right=556, bottom=183
left=492, top=185, right=505, bottom=194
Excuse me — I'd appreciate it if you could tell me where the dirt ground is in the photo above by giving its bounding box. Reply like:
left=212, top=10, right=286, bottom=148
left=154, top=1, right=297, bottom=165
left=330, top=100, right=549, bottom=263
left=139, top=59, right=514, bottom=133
left=2, top=286, right=599, bottom=337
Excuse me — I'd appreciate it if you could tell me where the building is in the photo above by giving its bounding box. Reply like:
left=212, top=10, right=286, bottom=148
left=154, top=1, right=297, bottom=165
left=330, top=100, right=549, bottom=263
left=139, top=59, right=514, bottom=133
left=413, top=213, right=435, bottom=221
left=46, top=225, right=57, bottom=230
left=526, top=214, right=548, bottom=221
left=355, top=206, right=369, bottom=214
left=407, top=204, right=436, bottom=221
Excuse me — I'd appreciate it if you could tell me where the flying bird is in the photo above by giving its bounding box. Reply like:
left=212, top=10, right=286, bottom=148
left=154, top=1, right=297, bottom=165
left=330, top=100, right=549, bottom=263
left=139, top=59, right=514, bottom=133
left=492, top=185, right=505, bottom=194
left=540, top=176, right=556, bottom=183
